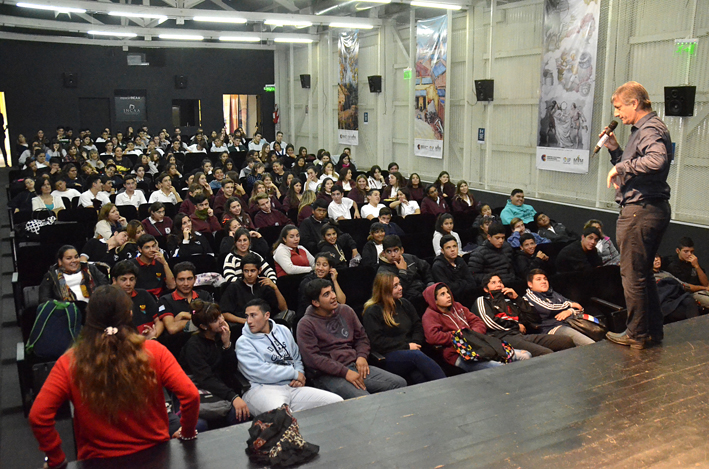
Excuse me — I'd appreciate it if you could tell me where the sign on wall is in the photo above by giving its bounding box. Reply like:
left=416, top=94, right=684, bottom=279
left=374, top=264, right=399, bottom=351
left=414, top=15, right=447, bottom=159
left=338, top=31, right=359, bottom=146
left=114, top=92, right=147, bottom=122
left=536, top=0, right=600, bottom=174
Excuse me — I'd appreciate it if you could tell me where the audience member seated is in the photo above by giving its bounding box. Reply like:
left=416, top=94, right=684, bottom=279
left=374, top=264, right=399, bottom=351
left=328, top=184, right=360, bottom=220
left=335, top=153, right=356, bottom=175
left=360, top=189, right=386, bottom=220
left=523, top=269, right=596, bottom=346
left=662, top=237, right=709, bottom=310
left=158, top=262, right=213, bottom=342
left=467, top=222, right=516, bottom=284
left=387, top=162, right=406, bottom=184
left=317, top=223, right=360, bottom=269
left=52, top=177, right=81, bottom=202
left=382, top=172, right=405, bottom=204
left=149, top=172, right=183, bottom=205
left=432, top=213, right=462, bottom=256
left=507, top=217, right=550, bottom=249
left=337, top=167, right=354, bottom=193
left=178, top=300, right=250, bottom=427
left=116, top=220, right=143, bottom=261
left=273, top=225, right=314, bottom=277
left=235, top=299, right=343, bottom=415
left=472, top=204, right=495, bottom=230
left=367, top=165, right=386, bottom=190
left=9, top=177, right=36, bottom=214
left=39, top=245, right=109, bottom=310
left=80, top=228, right=129, bottom=268
left=213, top=179, right=239, bottom=221
left=474, top=274, right=575, bottom=356
left=131, top=234, right=176, bottom=297
left=79, top=174, right=111, bottom=209
left=115, top=174, right=147, bottom=208
left=188, top=194, right=221, bottom=234
left=296, top=253, right=347, bottom=324
left=535, top=212, right=575, bottom=243
left=361, top=222, right=386, bottom=268
left=220, top=254, right=288, bottom=327
left=299, top=198, right=331, bottom=254
left=431, top=235, right=476, bottom=305
left=390, top=187, right=420, bottom=218
left=420, top=184, right=449, bottom=217
left=652, top=255, right=702, bottom=322
left=32, top=176, right=65, bottom=215
left=220, top=217, right=269, bottom=261
left=111, top=260, right=165, bottom=340
left=178, top=183, right=203, bottom=216
left=253, top=193, right=291, bottom=229
left=378, top=235, right=433, bottom=315
left=555, top=226, right=602, bottom=273
left=296, top=279, right=407, bottom=399
left=500, top=188, right=536, bottom=225
left=347, top=174, right=369, bottom=208
left=375, top=207, right=403, bottom=236
left=142, top=202, right=173, bottom=237
left=451, top=180, right=476, bottom=215
left=29, top=286, right=199, bottom=467
left=422, top=283, right=504, bottom=373
left=94, top=203, right=128, bottom=239
left=167, top=213, right=213, bottom=258
left=433, top=171, right=455, bottom=202
left=362, top=272, right=446, bottom=384
left=406, top=173, right=424, bottom=203
left=222, top=196, right=253, bottom=230
left=514, top=233, right=552, bottom=279
left=584, top=219, right=620, bottom=265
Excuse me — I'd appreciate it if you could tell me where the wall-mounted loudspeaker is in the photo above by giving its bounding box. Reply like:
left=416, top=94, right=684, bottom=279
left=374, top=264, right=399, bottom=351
left=368, top=76, right=382, bottom=93
left=664, top=86, right=696, bottom=117
left=63, top=72, right=78, bottom=88
left=475, top=79, right=494, bottom=102
left=175, top=75, right=188, bottom=89
left=300, top=74, right=311, bottom=89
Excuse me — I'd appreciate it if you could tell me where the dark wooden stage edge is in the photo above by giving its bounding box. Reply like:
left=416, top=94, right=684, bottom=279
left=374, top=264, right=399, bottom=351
left=69, top=316, right=709, bottom=469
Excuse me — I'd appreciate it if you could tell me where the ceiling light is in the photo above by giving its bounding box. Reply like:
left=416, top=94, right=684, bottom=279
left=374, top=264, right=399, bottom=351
left=274, top=37, right=313, bottom=43
left=109, top=11, right=169, bottom=21
left=193, top=16, right=247, bottom=24
left=87, top=30, right=138, bottom=37
left=159, top=34, right=204, bottom=41
left=264, top=19, right=312, bottom=28
left=219, top=36, right=261, bottom=42
left=410, top=1, right=463, bottom=9
left=17, top=2, right=86, bottom=13
left=329, top=22, right=375, bottom=29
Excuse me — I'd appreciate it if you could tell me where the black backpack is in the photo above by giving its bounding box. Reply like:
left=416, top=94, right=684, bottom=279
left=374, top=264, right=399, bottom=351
left=26, top=300, right=82, bottom=359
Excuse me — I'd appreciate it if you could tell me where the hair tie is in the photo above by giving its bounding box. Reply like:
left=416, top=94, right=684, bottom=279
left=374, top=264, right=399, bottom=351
left=104, top=327, right=118, bottom=336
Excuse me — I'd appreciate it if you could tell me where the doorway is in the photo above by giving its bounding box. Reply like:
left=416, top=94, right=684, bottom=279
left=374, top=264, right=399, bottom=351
left=223, top=94, right=260, bottom=137
left=0, top=92, right=10, bottom=167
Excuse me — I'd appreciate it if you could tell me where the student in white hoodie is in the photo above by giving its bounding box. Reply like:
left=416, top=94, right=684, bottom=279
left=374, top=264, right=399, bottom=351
left=236, top=299, right=342, bottom=415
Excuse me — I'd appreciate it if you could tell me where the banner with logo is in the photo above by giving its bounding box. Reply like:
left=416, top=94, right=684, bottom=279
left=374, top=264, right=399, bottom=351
left=414, top=15, right=447, bottom=159
left=115, top=95, right=147, bottom=122
left=338, top=31, right=359, bottom=146
left=536, top=0, right=600, bottom=173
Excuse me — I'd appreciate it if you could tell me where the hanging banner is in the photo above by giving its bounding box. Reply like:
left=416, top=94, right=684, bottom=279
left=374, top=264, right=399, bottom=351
left=414, top=15, right=447, bottom=159
left=536, top=0, right=600, bottom=174
left=338, top=31, right=359, bottom=146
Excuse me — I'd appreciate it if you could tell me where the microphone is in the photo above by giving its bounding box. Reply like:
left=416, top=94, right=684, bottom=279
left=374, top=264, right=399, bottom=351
left=593, top=120, right=618, bottom=154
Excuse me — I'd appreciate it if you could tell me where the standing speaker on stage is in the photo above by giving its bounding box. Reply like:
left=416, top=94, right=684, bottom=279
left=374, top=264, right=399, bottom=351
left=601, top=81, right=672, bottom=350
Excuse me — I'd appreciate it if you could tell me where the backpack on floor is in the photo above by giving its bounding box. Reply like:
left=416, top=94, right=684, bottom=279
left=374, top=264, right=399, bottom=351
left=25, top=300, right=82, bottom=360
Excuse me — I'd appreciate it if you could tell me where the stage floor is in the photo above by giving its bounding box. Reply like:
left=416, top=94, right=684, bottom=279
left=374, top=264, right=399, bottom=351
left=70, top=315, right=709, bottom=469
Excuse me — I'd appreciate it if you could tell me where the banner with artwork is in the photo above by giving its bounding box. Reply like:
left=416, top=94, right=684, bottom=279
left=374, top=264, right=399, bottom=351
left=536, top=0, right=600, bottom=173
left=338, top=31, right=359, bottom=146
left=414, top=15, right=447, bottom=159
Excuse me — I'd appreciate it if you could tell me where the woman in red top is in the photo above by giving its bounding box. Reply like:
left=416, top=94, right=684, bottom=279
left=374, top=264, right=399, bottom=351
left=272, top=224, right=314, bottom=277
left=29, top=285, right=200, bottom=467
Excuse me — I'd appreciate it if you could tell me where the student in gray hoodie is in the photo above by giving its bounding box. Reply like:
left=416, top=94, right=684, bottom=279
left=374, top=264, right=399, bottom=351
left=236, top=299, right=342, bottom=416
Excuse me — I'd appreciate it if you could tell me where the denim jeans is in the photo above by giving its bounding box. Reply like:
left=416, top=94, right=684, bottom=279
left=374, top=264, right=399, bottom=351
left=384, top=349, right=446, bottom=384
left=616, top=200, right=671, bottom=340
left=313, top=364, right=407, bottom=400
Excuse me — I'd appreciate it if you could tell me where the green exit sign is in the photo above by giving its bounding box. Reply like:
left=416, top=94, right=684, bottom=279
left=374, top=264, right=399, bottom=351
left=264, top=84, right=276, bottom=92
left=675, top=39, right=697, bottom=56
left=403, top=68, right=412, bottom=80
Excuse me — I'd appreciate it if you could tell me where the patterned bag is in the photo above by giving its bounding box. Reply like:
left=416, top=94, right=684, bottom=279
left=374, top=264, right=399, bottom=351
left=452, top=328, right=515, bottom=363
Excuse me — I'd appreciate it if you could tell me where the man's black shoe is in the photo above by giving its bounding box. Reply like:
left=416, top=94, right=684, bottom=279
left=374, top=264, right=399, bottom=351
left=606, top=330, right=646, bottom=350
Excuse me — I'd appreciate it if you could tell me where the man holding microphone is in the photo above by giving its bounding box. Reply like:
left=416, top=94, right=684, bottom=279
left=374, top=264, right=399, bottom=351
left=601, top=81, right=673, bottom=349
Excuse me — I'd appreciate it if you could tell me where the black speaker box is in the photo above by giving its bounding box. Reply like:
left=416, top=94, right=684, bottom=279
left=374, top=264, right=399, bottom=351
left=368, top=75, right=382, bottom=93
left=175, top=75, right=188, bottom=89
left=300, top=74, right=311, bottom=89
left=475, top=79, right=494, bottom=102
left=664, top=86, right=696, bottom=117
left=62, top=72, right=78, bottom=88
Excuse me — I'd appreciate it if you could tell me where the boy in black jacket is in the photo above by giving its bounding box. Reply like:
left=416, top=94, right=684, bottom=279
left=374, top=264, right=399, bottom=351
left=378, top=235, right=434, bottom=315
left=431, top=235, right=476, bottom=307
left=473, top=273, right=574, bottom=356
